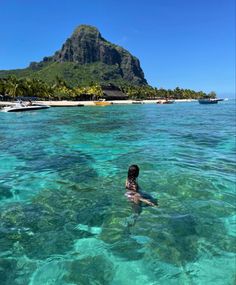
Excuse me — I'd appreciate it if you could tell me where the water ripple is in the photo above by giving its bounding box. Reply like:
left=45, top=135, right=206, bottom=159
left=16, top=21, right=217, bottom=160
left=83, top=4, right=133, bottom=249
left=0, top=101, right=235, bottom=284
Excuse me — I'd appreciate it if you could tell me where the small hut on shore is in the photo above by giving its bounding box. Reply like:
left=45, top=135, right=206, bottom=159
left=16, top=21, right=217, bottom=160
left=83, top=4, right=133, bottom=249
left=102, top=85, right=128, bottom=100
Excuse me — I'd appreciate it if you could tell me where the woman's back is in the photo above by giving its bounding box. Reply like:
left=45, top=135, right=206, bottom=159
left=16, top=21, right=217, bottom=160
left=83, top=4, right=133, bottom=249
left=126, top=178, right=139, bottom=192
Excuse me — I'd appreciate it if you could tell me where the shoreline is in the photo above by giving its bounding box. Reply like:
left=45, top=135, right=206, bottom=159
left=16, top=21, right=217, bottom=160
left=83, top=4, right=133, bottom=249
left=38, top=99, right=197, bottom=106
left=0, top=99, right=197, bottom=107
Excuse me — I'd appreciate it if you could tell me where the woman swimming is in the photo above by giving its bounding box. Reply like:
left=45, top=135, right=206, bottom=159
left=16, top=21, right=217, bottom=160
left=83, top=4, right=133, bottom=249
left=125, top=165, right=157, bottom=207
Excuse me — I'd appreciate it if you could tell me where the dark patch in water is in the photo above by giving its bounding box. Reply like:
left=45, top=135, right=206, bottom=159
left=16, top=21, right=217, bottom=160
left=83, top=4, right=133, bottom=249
left=0, top=258, right=18, bottom=285
left=142, top=214, right=199, bottom=268
left=15, top=150, right=98, bottom=183
left=0, top=185, right=13, bottom=200
left=63, top=256, right=114, bottom=285
left=179, top=133, right=223, bottom=148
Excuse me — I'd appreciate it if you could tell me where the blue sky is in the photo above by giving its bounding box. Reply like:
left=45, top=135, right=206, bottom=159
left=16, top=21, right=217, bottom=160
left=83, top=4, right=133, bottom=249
left=0, top=0, right=235, bottom=97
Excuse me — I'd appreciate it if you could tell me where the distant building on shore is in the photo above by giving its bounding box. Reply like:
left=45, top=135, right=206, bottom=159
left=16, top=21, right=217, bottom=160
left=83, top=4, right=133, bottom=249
left=102, top=85, right=128, bottom=100
left=76, top=85, right=128, bottom=101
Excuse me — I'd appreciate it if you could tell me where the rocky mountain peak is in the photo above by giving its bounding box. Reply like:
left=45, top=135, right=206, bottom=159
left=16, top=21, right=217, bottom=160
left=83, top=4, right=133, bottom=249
left=39, top=25, right=147, bottom=85
left=72, top=25, right=101, bottom=38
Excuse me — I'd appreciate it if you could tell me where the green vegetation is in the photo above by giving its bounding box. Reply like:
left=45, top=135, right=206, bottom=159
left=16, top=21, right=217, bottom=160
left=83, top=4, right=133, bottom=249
left=0, top=62, right=128, bottom=87
left=120, top=85, right=214, bottom=100
left=0, top=76, right=215, bottom=100
left=0, top=76, right=103, bottom=100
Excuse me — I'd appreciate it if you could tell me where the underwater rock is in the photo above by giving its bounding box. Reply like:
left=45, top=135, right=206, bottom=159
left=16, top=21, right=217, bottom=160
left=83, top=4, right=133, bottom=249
left=73, top=237, right=107, bottom=257
left=194, top=200, right=235, bottom=219
left=0, top=186, right=111, bottom=260
left=74, top=223, right=102, bottom=235
left=167, top=214, right=198, bottom=264
left=0, top=185, right=13, bottom=200
left=100, top=210, right=129, bottom=244
left=28, top=259, right=70, bottom=285
left=33, top=188, right=109, bottom=229
left=22, top=231, right=75, bottom=259
left=20, top=151, right=98, bottom=183
left=63, top=255, right=114, bottom=285
left=195, top=215, right=236, bottom=255
left=13, top=256, right=38, bottom=285
left=100, top=209, right=144, bottom=261
left=0, top=258, right=18, bottom=285
left=0, top=203, right=43, bottom=242
left=1, top=203, right=25, bottom=227
left=110, top=238, right=144, bottom=261
left=30, top=253, right=114, bottom=285
left=169, top=214, right=197, bottom=236
left=0, top=198, right=77, bottom=259
left=141, top=214, right=199, bottom=268
left=76, top=197, right=111, bottom=228
left=21, top=204, right=45, bottom=231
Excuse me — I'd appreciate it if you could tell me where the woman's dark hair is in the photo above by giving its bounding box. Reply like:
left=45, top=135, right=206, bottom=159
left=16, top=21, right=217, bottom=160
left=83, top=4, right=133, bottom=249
left=128, top=165, right=139, bottom=179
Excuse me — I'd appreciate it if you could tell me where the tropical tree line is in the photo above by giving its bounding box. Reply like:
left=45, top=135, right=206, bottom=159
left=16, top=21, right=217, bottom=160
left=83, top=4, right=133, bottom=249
left=120, top=85, right=216, bottom=100
left=0, top=76, right=216, bottom=101
left=0, top=76, right=103, bottom=101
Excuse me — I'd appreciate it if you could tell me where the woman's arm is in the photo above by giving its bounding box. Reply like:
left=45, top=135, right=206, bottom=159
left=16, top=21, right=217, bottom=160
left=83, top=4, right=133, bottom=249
left=138, top=197, right=157, bottom=207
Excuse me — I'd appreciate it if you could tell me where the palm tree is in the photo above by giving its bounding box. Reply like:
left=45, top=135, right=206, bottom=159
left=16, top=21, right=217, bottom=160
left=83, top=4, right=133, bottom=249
left=5, top=77, right=22, bottom=99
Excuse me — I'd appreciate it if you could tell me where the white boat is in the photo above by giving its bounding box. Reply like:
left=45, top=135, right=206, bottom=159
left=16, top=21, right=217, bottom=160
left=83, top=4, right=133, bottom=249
left=1, top=102, right=50, bottom=112
left=198, top=98, right=223, bottom=104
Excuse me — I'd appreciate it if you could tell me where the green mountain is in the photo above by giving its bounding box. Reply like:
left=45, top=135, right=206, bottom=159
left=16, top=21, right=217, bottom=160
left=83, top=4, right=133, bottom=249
left=0, top=25, right=147, bottom=86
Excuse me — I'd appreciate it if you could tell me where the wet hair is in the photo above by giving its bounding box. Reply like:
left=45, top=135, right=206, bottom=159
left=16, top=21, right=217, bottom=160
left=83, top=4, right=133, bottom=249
left=128, top=165, right=139, bottom=179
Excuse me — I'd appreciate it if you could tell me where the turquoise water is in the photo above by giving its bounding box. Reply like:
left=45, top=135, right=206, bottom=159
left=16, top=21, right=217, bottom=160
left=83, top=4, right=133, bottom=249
left=0, top=101, right=235, bottom=285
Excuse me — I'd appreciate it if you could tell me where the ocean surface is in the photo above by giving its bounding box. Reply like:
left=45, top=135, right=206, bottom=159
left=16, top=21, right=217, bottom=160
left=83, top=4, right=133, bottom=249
left=0, top=100, right=235, bottom=285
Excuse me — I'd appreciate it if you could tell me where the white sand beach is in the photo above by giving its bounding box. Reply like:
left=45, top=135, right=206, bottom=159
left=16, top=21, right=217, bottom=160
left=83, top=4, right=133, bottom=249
left=0, top=99, right=197, bottom=107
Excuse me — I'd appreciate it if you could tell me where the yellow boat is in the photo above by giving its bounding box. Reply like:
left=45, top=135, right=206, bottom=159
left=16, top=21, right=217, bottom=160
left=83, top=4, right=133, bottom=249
left=94, top=100, right=112, bottom=106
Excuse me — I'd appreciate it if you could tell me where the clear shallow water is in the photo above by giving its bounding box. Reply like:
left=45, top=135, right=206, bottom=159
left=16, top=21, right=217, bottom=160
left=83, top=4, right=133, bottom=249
left=0, top=101, right=235, bottom=285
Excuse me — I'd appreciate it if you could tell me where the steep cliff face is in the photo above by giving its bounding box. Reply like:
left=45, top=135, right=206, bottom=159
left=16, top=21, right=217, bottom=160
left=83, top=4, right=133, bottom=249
left=41, top=25, right=147, bottom=85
